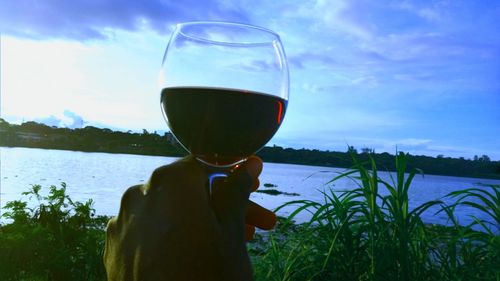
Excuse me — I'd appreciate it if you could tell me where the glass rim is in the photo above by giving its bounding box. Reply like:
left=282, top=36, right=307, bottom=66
left=175, top=21, right=282, bottom=46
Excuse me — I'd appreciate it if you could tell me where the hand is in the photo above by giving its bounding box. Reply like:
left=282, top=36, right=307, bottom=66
left=104, top=156, right=276, bottom=281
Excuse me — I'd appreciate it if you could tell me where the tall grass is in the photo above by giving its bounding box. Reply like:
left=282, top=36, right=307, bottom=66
left=252, top=152, right=500, bottom=281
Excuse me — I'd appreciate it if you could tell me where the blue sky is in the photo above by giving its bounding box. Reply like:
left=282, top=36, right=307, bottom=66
left=1, top=0, right=499, bottom=160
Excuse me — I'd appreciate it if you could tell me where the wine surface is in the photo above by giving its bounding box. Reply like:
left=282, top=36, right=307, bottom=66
left=161, top=87, right=287, bottom=166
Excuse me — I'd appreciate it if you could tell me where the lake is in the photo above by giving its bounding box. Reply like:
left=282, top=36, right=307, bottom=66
left=1, top=147, right=499, bottom=227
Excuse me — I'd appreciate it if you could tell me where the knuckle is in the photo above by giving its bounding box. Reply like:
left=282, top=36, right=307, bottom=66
left=118, top=185, right=143, bottom=216
left=150, top=165, right=170, bottom=184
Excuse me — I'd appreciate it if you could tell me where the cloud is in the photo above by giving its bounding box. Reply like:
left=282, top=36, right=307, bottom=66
left=350, top=75, right=378, bottom=87
left=393, top=72, right=435, bottom=82
left=239, top=59, right=278, bottom=72
left=359, top=33, right=453, bottom=62
left=347, top=137, right=434, bottom=154
left=290, top=0, right=374, bottom=40
left=392, top=1, right=444, bottom=22
left=33, top=115, right=61, bottom=128
left=301, top=83, right=323, bottom=93
left=288, top=52, right=337, bottom=69
left=62, top=110, right=85, bottom=128
left=281, top=1, right=498, bottom=92
left=0, top=0, right=249, bottom=40
left=392, top=138, right=432, bottom=150
left=34, top=110, right=86, bottom=129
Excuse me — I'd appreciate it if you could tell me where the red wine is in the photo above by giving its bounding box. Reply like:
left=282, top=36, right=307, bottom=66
left=161, top=87, right=287, bottom=166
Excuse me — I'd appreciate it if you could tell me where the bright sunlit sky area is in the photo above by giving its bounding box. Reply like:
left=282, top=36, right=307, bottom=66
left=1, top=0, right=499, bottom=159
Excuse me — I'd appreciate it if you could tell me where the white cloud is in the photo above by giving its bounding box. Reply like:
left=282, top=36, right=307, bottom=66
left=351, top=75, right=378, bottom=87
left=290, top=0, right=374, bottom=40
left=34, top=110, right=86, bottom=129
left=392, top=1, right=444, bottom=22
left=1, top=32, right=167, bottom=131
left=2, top=0, right=499, bottom=161
left=312, top=0, right=373, bottom=40
left=301, top=83, right=323, bottom=93
left=0, top=0, right=250, bottom=40
left=417, top=8, right=442, bottom=22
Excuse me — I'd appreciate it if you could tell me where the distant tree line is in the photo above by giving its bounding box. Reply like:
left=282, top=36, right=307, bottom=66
left=1, top=119, right=499, bottom=179
left=0, top=119, right=186, bottom=157
left=258, top=146, right=499, bottom=179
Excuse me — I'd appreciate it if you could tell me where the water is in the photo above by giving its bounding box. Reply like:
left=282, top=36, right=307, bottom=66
left=1, top=147, right=499, bottom=228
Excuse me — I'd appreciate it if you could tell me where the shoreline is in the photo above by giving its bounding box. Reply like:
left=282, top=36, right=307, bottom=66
left=2, top=144, right=499, bottom=180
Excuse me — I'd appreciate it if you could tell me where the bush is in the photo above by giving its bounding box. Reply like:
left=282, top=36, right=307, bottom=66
left=0, top=183, right=109, bottom=281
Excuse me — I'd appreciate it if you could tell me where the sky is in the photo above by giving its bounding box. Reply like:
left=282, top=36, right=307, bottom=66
left=1, top=0, right=499, bottom=160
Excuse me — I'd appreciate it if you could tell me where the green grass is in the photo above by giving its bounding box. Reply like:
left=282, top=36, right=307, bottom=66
left=1, top=153, right=498, bottom=280
left=251, top=152, right=500, bottom=281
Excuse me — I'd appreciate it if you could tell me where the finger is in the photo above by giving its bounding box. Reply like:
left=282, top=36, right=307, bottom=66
left=245, top=201, right=277, bottom=230
left=211, top=156, right=263, bottom=222
left=245, top=224, right=256, bottom=241
left=244, top=156, right=263, bottom=178
left=146, top=155, right=208, bottom=195
left=251, top=178, right=260, bottom=192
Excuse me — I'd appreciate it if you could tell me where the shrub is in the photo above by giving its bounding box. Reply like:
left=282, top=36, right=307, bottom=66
left=0, top=183, right=109, bottom=281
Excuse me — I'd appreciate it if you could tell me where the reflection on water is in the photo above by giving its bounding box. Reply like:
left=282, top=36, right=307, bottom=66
left=2, top=147, right=499, bottom=227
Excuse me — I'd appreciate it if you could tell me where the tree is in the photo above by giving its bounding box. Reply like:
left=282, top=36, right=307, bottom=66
left=361, top=147, right=375, bottom=154
left=348, top=146, right=358, bottom=154
left=479, top=155, right=491, bottom=162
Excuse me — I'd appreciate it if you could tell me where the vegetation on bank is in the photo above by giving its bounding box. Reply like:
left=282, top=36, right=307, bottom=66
left=0, top=183, right=109, bottom=281
left=1, top=118, right=499, bottom=179
left=1, top=153, right=498, bottom=280
left=251, top=153, right=499, bottom=281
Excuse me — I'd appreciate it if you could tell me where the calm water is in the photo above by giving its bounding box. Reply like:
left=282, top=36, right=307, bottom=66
left=1, top=147, right=499, bottom=227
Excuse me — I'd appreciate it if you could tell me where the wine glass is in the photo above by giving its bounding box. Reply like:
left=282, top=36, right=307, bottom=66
left=159, top=21, right=289, bottom=182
